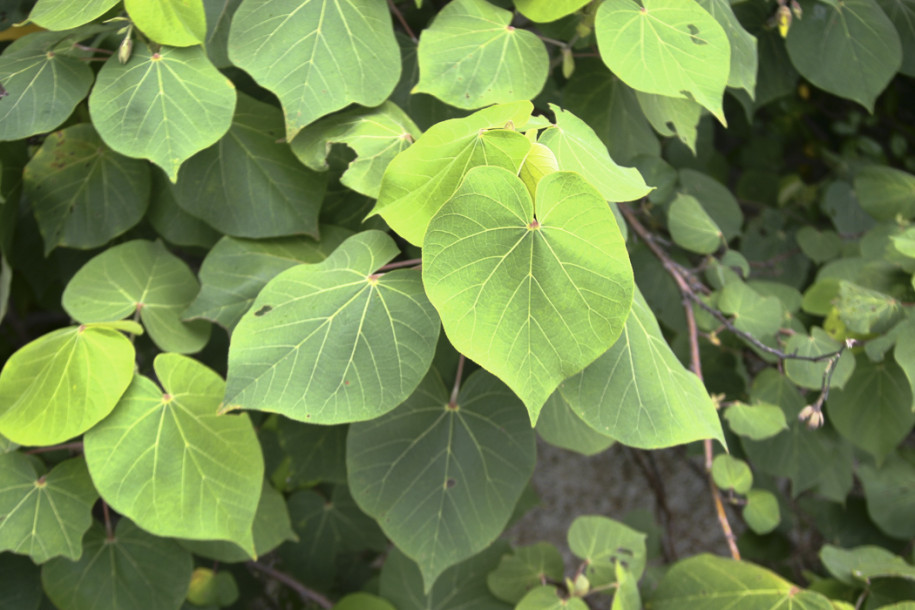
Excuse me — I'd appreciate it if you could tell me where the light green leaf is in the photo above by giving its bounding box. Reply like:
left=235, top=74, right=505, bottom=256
left=84, top=353, right=263, bottom=554
left=373, top=101, right=534, bottom=246
left=827, top=356, right=915, bottom=462
left=186, top=567, right=239, bottom=606
left=29, top=0, right=119, bottom=30
left=62, top=240, right=210, bottom=353
left=636, top=91, right=702, bottom=153
left=413, top=0, right=549, bottom=109
left=595, top=0, right=730, bottom=122
left=88, top=45, right=236, bottom=181
left=0, top=34, right=94, bottom=141
left=562, top=288, right=725, bottom=449
left=821, top=544, right=915, bottom=585
left=517, top=143, right=558, bottom=200
left=743, top=489, right=780, bottom=535
left=892, top=226, right=915, bottom=258
left=875, top=0, right=915, bottom=76
left=613, top=563, right=642, bottom=610
left=668, top=193, right=723, bottom=254
left=348, top=370, right=536, bottom=591
left=0, top=455, right=98, bottom=563
left=786, top=0, right=901, bottom=111
left=225, top=231, right=440, bottom=424
left=678, top=169, right=743, bottom=241
left=723, top=402, right=788, bottom=441
left=184, top=227, right=350, bottom=331
left=784, top=327, right=855, bottom=390
left=336, top=593, right=397, bottom=610
left=859, top=452, right=915, bottom=539
left=172, top=93, right=326, bottom=238
left=517, top=587, right=589, bottom=610
left=535, top=391, right=615, bottom=456
left=711, top=454, right=753, bottom=495
left=423, top=168, right=633, bottom=421
left=228, top=0, right=400, bottom=141
left=0, top=325, right=134, bottom=446
left=718, top=281, right=783, bottom=339
left=697, top=0, right=757, bottom=96
left=146, top=171, right=221, bottom=248
left=125, top=0, right=207, bottom=46
left=41, top=519, right=193, bottom=610
left=487, top=542, right=566, bottom=604
left=291, top=101, right=420, bottom=199
left=854, top=166, right=915, bottom=221
left=514, top=0, right=590, bottom=23
left=648, top=554, right=834, bottom=609
left=24, top=123, right=151, bottom=254
left=568, top=515, right=647, bottom=587
left=836, top=281, right=904, bottom=334
left=0, top=554, right=42, bottom=610
left=538, top=104, right=652, bottom=203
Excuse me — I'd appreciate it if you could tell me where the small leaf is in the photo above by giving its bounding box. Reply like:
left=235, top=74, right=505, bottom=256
left=518, top=143, right=559, bottom=199
left=568, top=516, right=647, bottom=587
left=796, top=226, right=842, bottom=263
left=29, top=0, right=119, bottom=30
left=711, top=454, right=753, bottom=494
left=517, top=586, right=589, bottom=610
left=487, top=542, right=566, bottom=604
left=335, top=593, right=397, bottom=610
left=678, top=169, right=743, bottom=241
left=854, top=166, right=915, bottom=221
left=186, top=567, right=239, bottom=607
left=667, top=193, right=723, bottom=254
left=718, top=281, right=783, bottom=339
left=743, top=489, right=780, bottom=534
left=723, top=402, right=788, bottom=440
left=821, top=544, right=915, bottom=585
left=784, top=327, right=856, bottom=390
left=124, top=0, right=207, bottom=46
left=697, top=0, right=757, bottom=97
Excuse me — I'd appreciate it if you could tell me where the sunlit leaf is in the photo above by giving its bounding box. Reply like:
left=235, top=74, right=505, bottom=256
left=821, top=544, right=915, bottom=585
left=718, top=281, right=783, bottom=339
left=697, top=0, right=757, bottom=96
left=518, top=587, right=589, bottom=610
left=711, top=454, right=752, bottom=494
left=568, top=515, right=647, bottom=587
left=514, top=0, right=589, bottom=23
left=28, top=0, right=119, bottom=30
left=125, top=0, right=207, bottom=47
left=783, top=328, right=855, bottom=390
left=667, top=193, right=723, bottom=254
left=743, top=489, right=780, bottom=534
left=723, top=402, right=788, bottom=441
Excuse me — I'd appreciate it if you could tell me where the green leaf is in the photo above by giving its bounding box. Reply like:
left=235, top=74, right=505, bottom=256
left=0, top=553, right=42, bottom=610
left=291, top=101, right=420, bottom=199
left=827, top=356, right=915, bottom=462
left=373, top=101, right=534, bottom=246
left=786, top=0, right=901, bottom=112
left=595, top=0, right=731, bottom=122
left=859, top=452, right=915, bottom=539
left=348, top=370, right=535, bottom=590
left=892, top=226, right=915, bottom=258
left=514, top=0, right=589, bottom=22
left=743, top=489, right=780, bottom=535
left=173, top=93, right=326, bottom=238
left=203, top=0, right=242, bottom=68
left=821, top=544, right=915, bottom=585
left=875, top=0, right=915, bottom=76
left=146, top=171, right=221, bottom=248
left=517, top=587, right=589, bottom=610
left=711, top=454, right=753, bottom=494
left=535, top=391, right=615, bottom=456
left=88, top=45, right=236, bottom=181
left=562, top=288, right=725, bottom=449
left=422, top=168, right=633, bottom=421
left=568, top=515, right=647, bottom=587
left=518, top=143, right=559, bottom=199
left=796, top=227, right=842, bottom=263
left=613, top=563, right=642, bottom=610
left=854, top=166, right=915, bottom=221
left=0, top=34, right=94, bottom=141
left=276, top=419, right=348, bottom=486
left=335, top=593, right=397, bottom=610
left=225, top=231, right=440, bottom=424
left=784, top=328, right=855, bottom=390
left=893, top=319, right=915, bottom=411
left=836, top=281, right=904, bottom=335
left=697, top=0, right=757, bottom=96
left=723, top=402, right=788, bottom=441
left=24, top=123, right=151, bottom=254
left=0, top=455, right=98, bottom=563
left=678, top=169, right=743, bottom=241
left=538, top=104, right=652, bottom=203
left=187, top=567, right=239, bottom=606
left=648, top=554, right=834, bottom=609
left=28, top=0, right=119, bottom=30
left=718, top=281, right=783, bottom=339
left=125, top=0, right=207, bottom=46
left=0, top=325, right=134, bottom=446
left=227, top=0, right=400, bottom=141
left=667, top=193, right=723, bottom=254
left=0, top=255, right=11, bottom=326
left=83, top=353, right=264, bottom=554
left=62, top=240, right=210, bottom=353
left=487, top=542, right=566, bottom=604
left=41, top=519, right=193, bottom=610
left=635, top=91, right=702, bottom=154
left=413, top=0, right=549, bottom=109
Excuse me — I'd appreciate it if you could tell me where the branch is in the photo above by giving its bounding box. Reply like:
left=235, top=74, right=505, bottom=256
left=377, top=258, right=421, bottom=272
left=247, top=561, right=333, bottom=609
left=25, top=441, right=84, bottom=454
left=449, top=354, right=466, bottom=407
left=387, top=0, right=417, bottom=42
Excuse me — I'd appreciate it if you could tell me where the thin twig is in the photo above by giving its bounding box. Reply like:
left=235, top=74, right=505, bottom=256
left=627, top=448, right=676, bottom=561
left=387, top=0, right=417, bottom=42
left=102, top=501, right=114, bottom=540
left=449, top=354, right=466, bottom=407
left=377, top=258, right=421, bottom=272
left=247, top=561, right=333, bottom=609
left=25, top=441, right=84, bottom=454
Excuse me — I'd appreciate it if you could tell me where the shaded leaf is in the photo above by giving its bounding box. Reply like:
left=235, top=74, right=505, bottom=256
left=146, top=170, right=221, bottom=248
left=535, top=391, right=615, bottom=456
left=796, top=227, right=842, bottom=263
left=487, top=542, right=565, bottom=604
left=875, top=0, right=915, bottom=76
left=678, top=169, right=743, bottom=241
left=336, top=593, right=398, bottom=610
left=718, top=281, right=783, bottom=339
left=203, top=0, right=243, bottom=67
left=276, top=419, right=348, bottom=486
left=698, top=0, right=757, bottom=96
left=636, top=91, right=702, bottom=153
left=517, top=587, right=589, bottom=610
left=784, top=327, right=855, bottom=390
left=821, top=544, right=915, bottom=585
left=854, top=166, right=915, bottom=221
left=836, top=281, right=904, bottom=335
left=0, top=553, right=42, bottom=610
left=859, top=452, right=915, bottom=539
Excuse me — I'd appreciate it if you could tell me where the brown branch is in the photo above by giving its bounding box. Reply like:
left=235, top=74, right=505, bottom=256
left=102, top=501, right=114, bottom=541
left=387, top=0, right=417, bottom=42
left=25, top=441, right=84, bottom=454
left=449, top=354, right=466, bottom=407
left=247, top=561, right=333, bottom=609
left=377, top=258, right=421, bottom=272
left=627, top=448, right=676, bottom=562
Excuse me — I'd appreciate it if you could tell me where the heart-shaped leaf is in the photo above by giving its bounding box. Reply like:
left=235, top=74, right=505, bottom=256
left=568, top=516, right=647, bottom=586
left=723, top=402, right=788, bottom=441
left=423, top=167, right=633, bottom=421
left=125, top=0, right=207, bottom=47
left=29, top=0, right=119, bottom=30
left=697, top=0, right=757, bottom=97
left=784, top=327, right=855, bottom=390
left=535, top=392, right=614, bottom=456
left=667, top=193, right=723, bottom=254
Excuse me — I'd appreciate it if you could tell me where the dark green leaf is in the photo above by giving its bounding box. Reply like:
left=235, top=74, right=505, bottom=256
left=678, top=169, right=743, bottom=241
left=784, top=328, right=855, bottom=390
left=277, top=419, right=348, bottom=485
left=854, top=166, right=915, bottom=221
left=821, top=544, right=915, bottom=585
left=0, top=553, right=42, bottom=610
left=146, top=171, right=221, bottom=248
left=859, top=452, right=915, bottom=539
left=486, top=543, right=565, bottom=604
left=875, top=0, right=915, bottom=76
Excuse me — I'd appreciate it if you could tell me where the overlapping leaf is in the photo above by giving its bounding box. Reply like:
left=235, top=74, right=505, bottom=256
left=184, top=227, right=350, bottom=331
left=743, top=489, right=780, bottom=535
left=125, top=0, right=207, bottom=46
left=876, top=0, right=915, bottom=76
left=487, top=543, right=565, bottom=604
left=203, top=0, right=243, bottom=68
left=89, top=45, right=236, bottom=181
left=568, top=516, right=647, bottom=587
left=348, top=370, right=536, bottom=591
left=711, top=455, right=753, bottom=494
left=373, top=101, right=534, bottom=246
left=514, top=0, right=590, bottom=22
left=821, top=544, right=915, bottom=585
left=0, top=554, right=42, bottom=610
left=719, top=281, right=783, bottom=339
left=28, top=0, right=119, bottom=30
left=635, top=92, right=702, bottom=153
left=697, top=0, right=757, bottom=96
left=83, top=353, right=264, bottom=554
left=535, top=392, right=615, bottom=456
left=413, top=0, right=549, bottom=109
left=859, top=452, right=915, bottom=539
left=667, top=193, right=723, bottom=254
left=62, top=239, right=210, bottom=353
left=854, top=166, right=915, bottom=221
left=784, top=327, right=855, bottom=390
left=0, top=455, right=98, bottom=563
left=24, top=123, right=150, bottom=254
left=225, top=231, right=440, bottom=424
left=723, top=402, right=788, bottom=440
left=678, top=169, right=743, bottom=240
left=0, top=324, right=135, bottom=446
left=228, top=0, right=400, bottom=141
left=561, top=288, right=724, bottom=448
left=146, top=171, right=221, bottom=248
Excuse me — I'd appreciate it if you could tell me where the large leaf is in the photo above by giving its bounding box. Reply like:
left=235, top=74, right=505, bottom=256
left=647, top=554, right=834, bottom=609
left=413, top=0, right=549, bottom=109
left=277, top=419, right=348, bottom=485
left=185, top=227, right=350, bottom=331
left=225, top=231, right=440, bottom=424
left=24, top=123, right=150, bottom=254
left=203, top=0, right=243, bottom=68
left=535, top=391, right=615, bottom=456
left=854, top=166, right=915, bottom=221
left=62, top=239, right=210, bottom=353
left=0, top=324, right=135, bottom=446
left=125, top=0, right=207, bottom=46
left=291, top=101, right=421, bottom=198
left=88, top=45, right=236, bottom=181
left=876, top=0, right=915, bottom=76
left=697, top=0, right=757, bottom=96
left=0, top=454, right=98, bottom=563
left=0, top=553, right=42, bottom=610
left=538, top=104, right=651, bottom=203
left=83, top=353, right=264, bottom=554
left=348, top=370, right=536, bottom=591
left=568, top=516, right=647, bottom=587
left=859, top=452, right=915, bottom=539
left=41, top=519, right=193, bottom=610
left=785, top=0, right=901, bottom=111
left=28, top=0, right=119, bottom=30
left=0, top=33, right=94, bottom=141
left=562, top=288, right=725, bottom=448
left=821, top=545, right=915, bottom=585
left=595, top=0, right=731, bottom=122
left=372, top=101, right=534, bottom=246
left=172, top=93, right=326, bottom=238
left=227, top=0, right=401, bottom=141
left=423, top=167, right=634, bottom=421
left=146, top=170, right=221, bottom=248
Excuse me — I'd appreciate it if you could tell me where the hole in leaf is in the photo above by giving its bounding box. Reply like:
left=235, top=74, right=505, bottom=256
left=254, top=305, right=273, bottom=316
left=687, top=24, right=707, bottom=45
left=445, top=478, right=456, bottom=489
left=665, top=121, right=675, bottom=132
